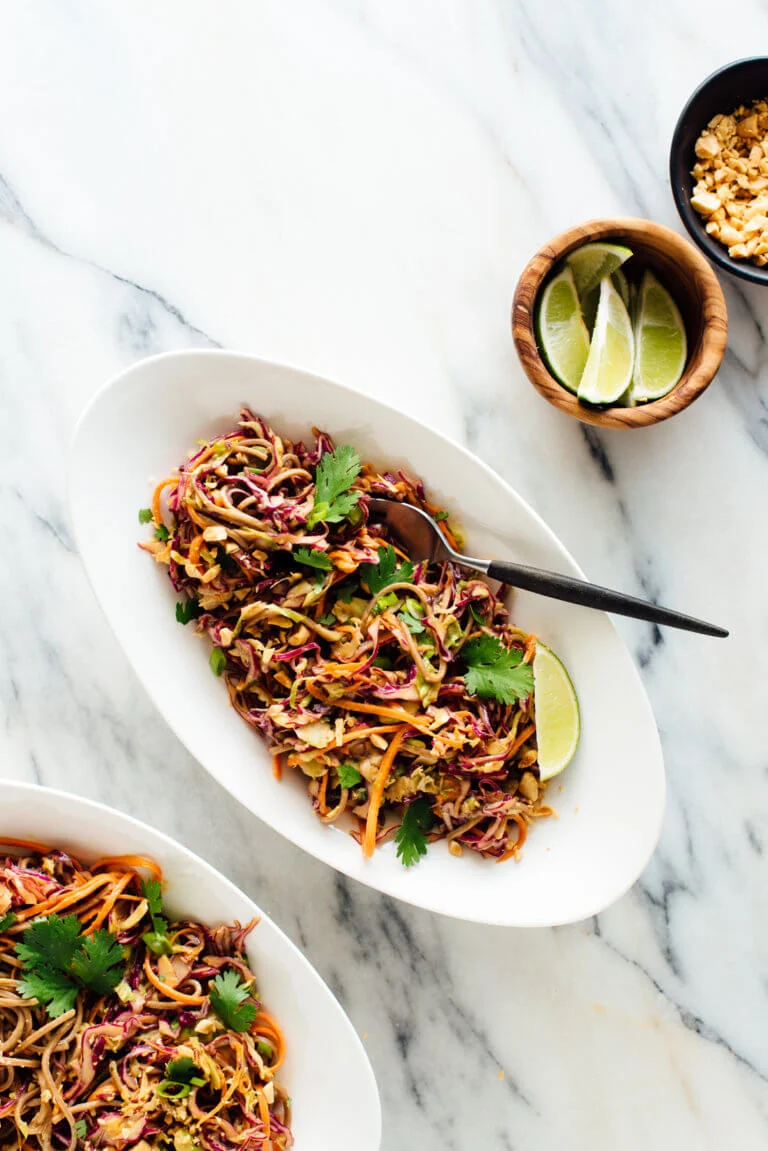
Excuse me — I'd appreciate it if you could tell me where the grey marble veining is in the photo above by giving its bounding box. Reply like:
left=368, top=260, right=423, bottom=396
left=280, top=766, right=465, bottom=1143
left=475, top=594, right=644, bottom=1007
left=1, top=2, right=767, bottom=1147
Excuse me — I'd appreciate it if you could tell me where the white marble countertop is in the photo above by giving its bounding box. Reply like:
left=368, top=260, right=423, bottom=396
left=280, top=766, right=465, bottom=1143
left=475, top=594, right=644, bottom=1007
left=1, top=3, right=766, bottom=1148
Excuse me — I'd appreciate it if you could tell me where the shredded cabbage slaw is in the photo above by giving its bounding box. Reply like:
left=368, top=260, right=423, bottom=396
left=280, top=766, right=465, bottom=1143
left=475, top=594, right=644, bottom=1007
left=142, top=410, right=556, bottom=864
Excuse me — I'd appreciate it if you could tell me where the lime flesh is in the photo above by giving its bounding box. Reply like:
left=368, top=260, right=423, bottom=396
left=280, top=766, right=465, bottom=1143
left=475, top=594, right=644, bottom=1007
left=630, top=270, right=687, bottom=402
left=580, top=266, right=634, bottom=332
left=533, top=645, right=580, bottom=781
left=535, top=266, right=590, bottom=393
left=566, top=242, right=633, bottom=302
left=577, top=276, right=634, bottom=405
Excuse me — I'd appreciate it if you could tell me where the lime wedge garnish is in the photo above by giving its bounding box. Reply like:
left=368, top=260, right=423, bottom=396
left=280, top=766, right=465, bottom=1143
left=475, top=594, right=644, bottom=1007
left=577, top=276, right=634, bottom=405
left=566, top=242, right=632, bottom=301
left=629, top=269, right=687, bottom=403
left=535, top=266, right=590, bottom=393
left=533, top=645, right=580, bottom=781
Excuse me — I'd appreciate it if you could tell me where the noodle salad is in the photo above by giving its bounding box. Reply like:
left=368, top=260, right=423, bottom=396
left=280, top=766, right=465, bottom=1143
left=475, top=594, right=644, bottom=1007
left=141, top=410, right=558, bottom=865
left=0, top=843, right=291, bottom=1150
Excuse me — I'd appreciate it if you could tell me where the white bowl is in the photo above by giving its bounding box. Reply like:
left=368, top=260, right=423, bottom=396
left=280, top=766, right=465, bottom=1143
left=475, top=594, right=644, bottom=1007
left=69, top=350, right=665, bottom=926
left=0, top=780, right=381, bottom=1151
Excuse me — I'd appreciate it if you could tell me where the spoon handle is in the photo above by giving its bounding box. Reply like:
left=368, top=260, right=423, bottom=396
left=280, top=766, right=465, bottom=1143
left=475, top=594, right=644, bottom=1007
left=485, top=560, right=728, bottom=638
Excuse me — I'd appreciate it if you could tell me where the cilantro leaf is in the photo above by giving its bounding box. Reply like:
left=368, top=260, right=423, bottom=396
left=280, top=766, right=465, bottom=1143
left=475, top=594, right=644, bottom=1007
left=307, top=445, right=362, bottom=528
left=141, top=878, right=172, bottom=955
left=335, top=580, right=358, bottom=603
left=154, top=524, right=170, bottom=541
left=318, top=611, right=336, bottom=627
left=433, top=510, right=449, bottom=522
left=395, top=797, right=434, bottom=867
left=15, top=914, right=82, bottom=973
left=361, top=546, right=415, bottom=597
left=462, top=635, right=533, bottom=704
left=400, top=609, right=425, bottom=634
left=142, top=878, right=164, bottom=921
left=294, top=546, right=332, bottom=571
left=176, top=598, right=200, bottom=625
left=372, top=654, right=392, bottom=669
left=17, top=967, right=79, bottom=1017
left=74, top=1120, right=87, bottom=1139
left=210, top=647, right=227, bottom=676
left=166, top=1056, right=205, bottom=1086
left=138, top=507, right=153, bottom=524
left=70, top=930, right=125, bottom=995
left=337, top=763, right=362, bottom=789
left=0, top=911, right=16, bottom=932
left=209, top=969, right=257, bottom=1033
left=14, top=913, right=127, bottom=1018
left=469, top=603, right=486, bottom=625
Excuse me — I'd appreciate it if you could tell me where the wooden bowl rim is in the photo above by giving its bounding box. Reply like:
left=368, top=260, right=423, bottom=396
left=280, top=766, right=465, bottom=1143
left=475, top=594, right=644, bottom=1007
left=511, top=216, right=728, bottom=429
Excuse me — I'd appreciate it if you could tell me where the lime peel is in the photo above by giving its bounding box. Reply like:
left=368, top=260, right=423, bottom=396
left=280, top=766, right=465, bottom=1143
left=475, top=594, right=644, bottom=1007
left=535, top=266, right=590, bottom=394
left=533, top=645, right=580, bottom=781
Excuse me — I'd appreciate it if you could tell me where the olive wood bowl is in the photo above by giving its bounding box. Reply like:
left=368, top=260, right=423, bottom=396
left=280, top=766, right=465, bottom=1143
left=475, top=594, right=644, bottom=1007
left=511, top=217, right=728, bottom=429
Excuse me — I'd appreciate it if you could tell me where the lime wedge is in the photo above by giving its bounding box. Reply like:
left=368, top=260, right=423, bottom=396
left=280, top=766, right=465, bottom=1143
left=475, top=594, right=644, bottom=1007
left=577, top=276, right=634, bottom=405
left=533, top=645, right=580, bottom=781
left=612, top=268, right=631, bottom=308
left=581, top=268, right=632, bottom=331
left=535, top=266, right=590, bottom=393
left=566, top=242, right=632, bottom=302
left=629, top=269, right=687, bottom=402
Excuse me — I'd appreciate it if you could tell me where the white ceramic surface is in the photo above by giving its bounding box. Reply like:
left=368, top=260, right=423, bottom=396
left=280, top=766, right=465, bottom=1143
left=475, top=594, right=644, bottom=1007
left=69, top=349, right=664, bottom=926
left=0, top=779, right=381, bottom=1151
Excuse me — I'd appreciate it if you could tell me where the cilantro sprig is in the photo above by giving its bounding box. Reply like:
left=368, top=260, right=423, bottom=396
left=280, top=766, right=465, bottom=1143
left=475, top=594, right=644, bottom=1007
left=209, top=969, right=257, bottom=1033
left=294, top=546, right=333, bottom=571
left=307, top=445, right=362, bottom=528
left=141, top=879, right=172, bottom=957
left=337, top=763, right=363, bottom=789
left=462, top=635, right=533, bottom=704
left=361, top=546, right=414, bottom=597
left=176, top=598, right=201, bottom=625
left=158, top=1056, right=206, bottom=1099
left=15, top=914, right=126, bottom=1018
left=395, top=797, right=434, bottom=867
left=0, top=911, right=17, bottom=933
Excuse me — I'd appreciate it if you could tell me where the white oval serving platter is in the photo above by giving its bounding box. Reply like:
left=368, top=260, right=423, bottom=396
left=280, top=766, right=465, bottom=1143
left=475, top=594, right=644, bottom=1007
left=69, top=350, right=665, bottom=927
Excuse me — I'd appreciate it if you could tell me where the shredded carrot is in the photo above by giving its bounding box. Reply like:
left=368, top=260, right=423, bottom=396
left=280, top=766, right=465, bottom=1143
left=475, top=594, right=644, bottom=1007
left=188, top=534, right=204, bottom=565
left=83, top=871, right=134, bottom=935
left=362, top=726, right=408, bottom=858
left=271, top=754, right=283, bottom=780
left=142, top=955, right=206, bottom=1004
left=0, top=836, right=51, bottom=854
left=14, top=873, right=122, bottom=922
left=318, top=770, right=329, bottom=815
left=497, top=815, right=528, bottom=862
left=523, top=634, right=537, bottom=663
left=254, top=1011, right=286, bottom=1070
left=509, top=723, right=536, bottom=758
left=92, top=854, right=162, bottom=881
left=336, top=723, right=402, bottom=746
left=151, top=476, right=177, bottom=527
left=256, top=1088, right=272, bottom=1147
left=334, top=700, right=430, bottom=731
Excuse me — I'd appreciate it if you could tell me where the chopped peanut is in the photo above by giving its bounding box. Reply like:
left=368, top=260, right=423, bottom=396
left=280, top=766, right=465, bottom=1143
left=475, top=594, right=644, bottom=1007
left=691, top=99, right=768, bottom=264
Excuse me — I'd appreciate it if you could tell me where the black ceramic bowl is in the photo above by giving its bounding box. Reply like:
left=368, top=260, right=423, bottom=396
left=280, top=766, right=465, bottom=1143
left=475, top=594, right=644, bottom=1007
left=670, top=57, right=768, bottom=285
